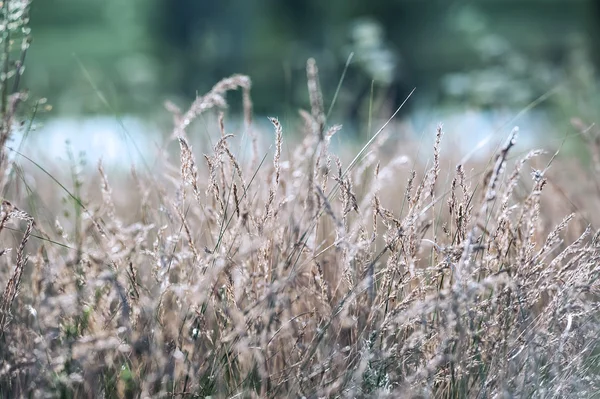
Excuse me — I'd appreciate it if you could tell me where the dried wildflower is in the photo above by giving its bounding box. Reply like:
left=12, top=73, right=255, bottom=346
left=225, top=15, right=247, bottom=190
left=172, top=74, right=251, bottom=139
left=306, top=58, right=325, bottom=139
left=98, top=160, right=116, bottom=219
left=268, top=117, right=283, bottom=187
left=178, top=136, right=201, bottom=205
left=1, top=215, right=33, bottom=330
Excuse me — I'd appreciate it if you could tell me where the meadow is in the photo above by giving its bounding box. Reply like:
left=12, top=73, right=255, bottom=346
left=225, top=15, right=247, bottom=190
left=1, top=3, right=600, bottom=398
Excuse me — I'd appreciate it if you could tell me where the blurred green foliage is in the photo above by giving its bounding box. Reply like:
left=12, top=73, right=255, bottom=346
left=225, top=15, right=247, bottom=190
left=25, top=0, right=600, bottom=125
left=27, top=0, right=156, bottom=114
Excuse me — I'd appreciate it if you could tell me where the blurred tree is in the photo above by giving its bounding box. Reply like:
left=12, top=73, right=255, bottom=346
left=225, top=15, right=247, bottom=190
left=24, top=0, right=600, bottom=126
left=27, top=0, right=159, bottom=114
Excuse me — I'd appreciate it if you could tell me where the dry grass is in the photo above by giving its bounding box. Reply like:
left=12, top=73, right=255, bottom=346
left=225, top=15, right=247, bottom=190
left=0, top=7, right=600, bottom=396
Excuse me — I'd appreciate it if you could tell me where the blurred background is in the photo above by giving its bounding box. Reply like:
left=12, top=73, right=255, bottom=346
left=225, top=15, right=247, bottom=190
left=22, top=0, right=600, bottom=165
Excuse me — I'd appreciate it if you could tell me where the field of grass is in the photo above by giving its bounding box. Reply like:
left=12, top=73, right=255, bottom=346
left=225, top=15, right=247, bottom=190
left=1, top=2, right=600, bottom=398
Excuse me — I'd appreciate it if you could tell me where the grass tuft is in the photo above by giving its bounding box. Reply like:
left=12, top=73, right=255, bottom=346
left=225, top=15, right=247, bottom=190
left=0, top=8, right=599, bottom=396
